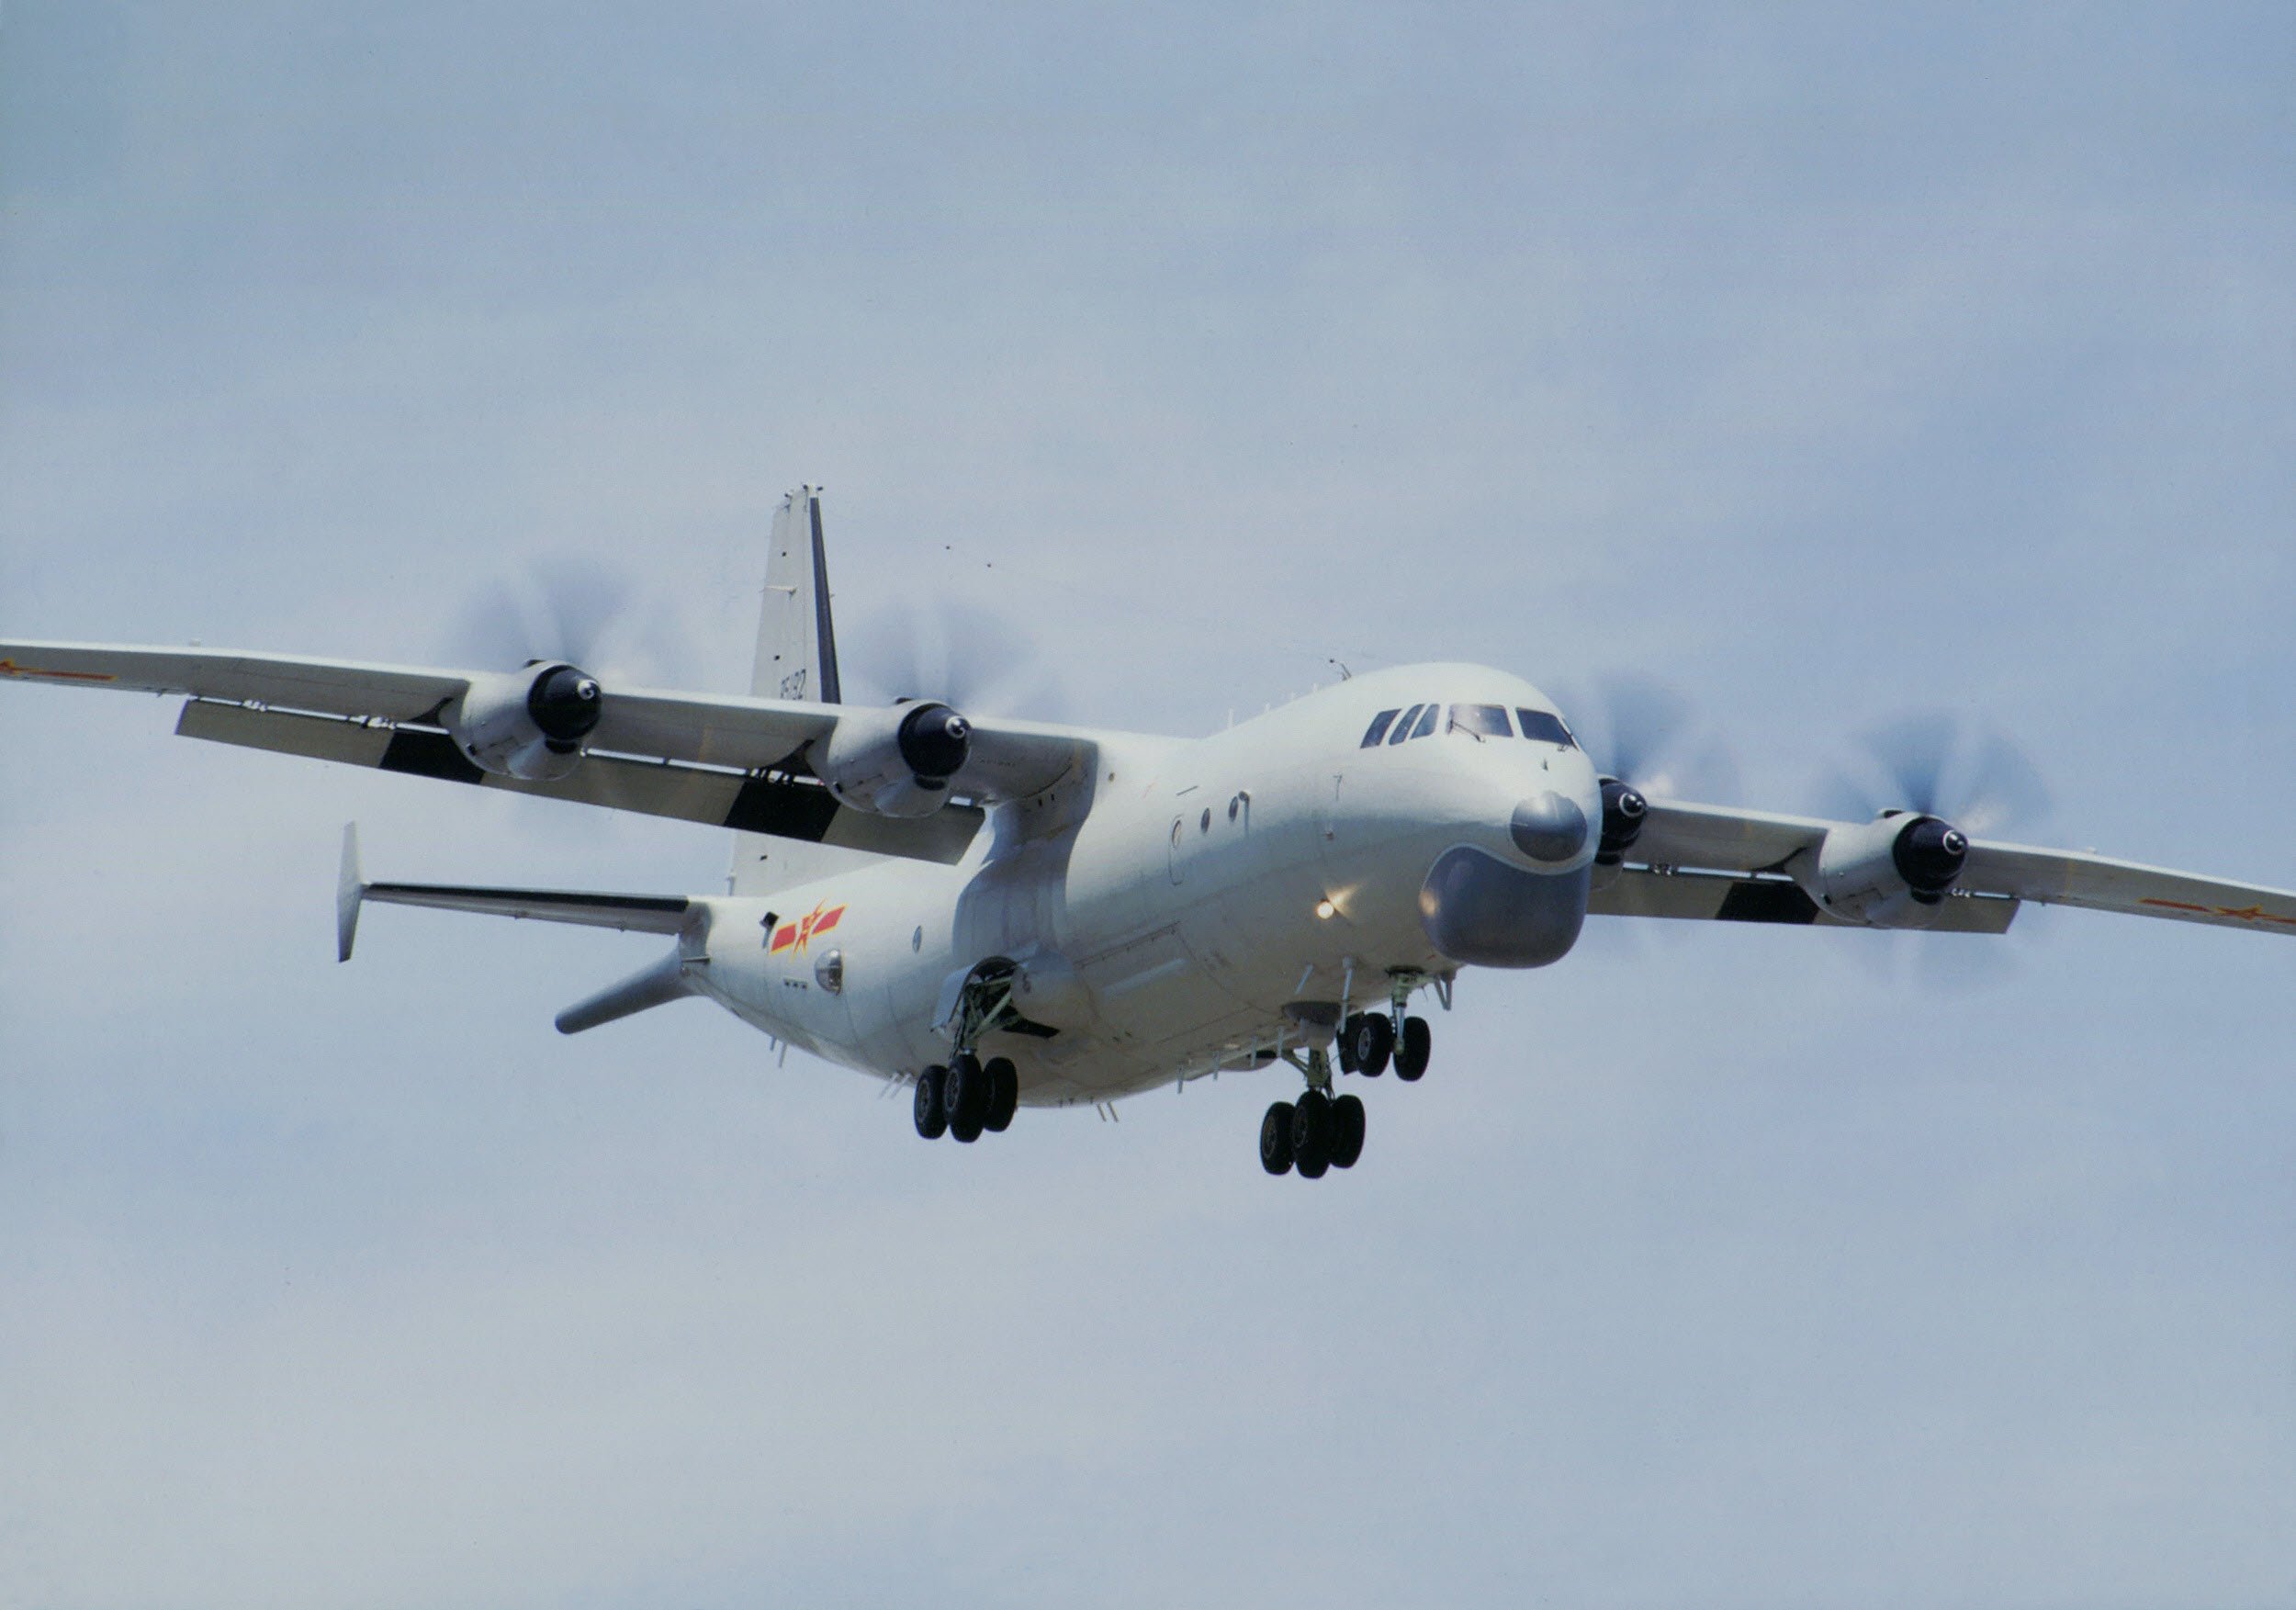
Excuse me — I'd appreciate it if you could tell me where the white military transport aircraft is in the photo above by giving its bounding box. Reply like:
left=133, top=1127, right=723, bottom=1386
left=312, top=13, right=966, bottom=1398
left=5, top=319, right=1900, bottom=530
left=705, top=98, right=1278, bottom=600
left=7, top=488, right=2293, bottom=1177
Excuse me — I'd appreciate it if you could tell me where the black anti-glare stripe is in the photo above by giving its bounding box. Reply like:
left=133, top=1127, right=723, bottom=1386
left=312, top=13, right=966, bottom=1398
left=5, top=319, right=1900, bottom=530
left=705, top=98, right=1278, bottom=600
left=809, top=493, right=842, bottom=704
left=725, top=773, right=843, bottom=839
left=366, top=883, right=690, bottom=916
left=1714, top=880, right=1822, bottom=924
left=378, top=728, right=485, bottom=783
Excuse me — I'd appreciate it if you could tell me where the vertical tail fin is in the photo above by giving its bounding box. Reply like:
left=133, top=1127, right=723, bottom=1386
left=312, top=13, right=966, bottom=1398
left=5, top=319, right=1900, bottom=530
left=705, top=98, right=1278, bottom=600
left=728, top=487, right=873, bottom=896
left=748, top=486, right=843, bottom=704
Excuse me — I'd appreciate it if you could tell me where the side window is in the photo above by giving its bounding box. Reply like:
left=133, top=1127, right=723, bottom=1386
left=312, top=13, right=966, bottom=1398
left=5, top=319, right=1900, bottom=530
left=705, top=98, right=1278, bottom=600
left=1447, top=704, right=1512, bottom=739
left=1387, top=704, right=1424, bottom=745
left=1517, top=709, right=1575, bottom=747
left=1360, top=709, right=1401, bottom=748
left=1408, top=703, right=1439, bottom=740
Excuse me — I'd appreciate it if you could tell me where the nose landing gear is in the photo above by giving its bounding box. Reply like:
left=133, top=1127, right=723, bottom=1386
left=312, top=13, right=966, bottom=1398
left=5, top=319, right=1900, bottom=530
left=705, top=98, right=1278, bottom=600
left=1338, top=1010, right=1393, bottom=1076
left=1394, top=1014, right=1431, bottom=1082
left=1340, top=970, right=1435, bottom=1082
left=1337, top=1011, right=1430, bottom=1081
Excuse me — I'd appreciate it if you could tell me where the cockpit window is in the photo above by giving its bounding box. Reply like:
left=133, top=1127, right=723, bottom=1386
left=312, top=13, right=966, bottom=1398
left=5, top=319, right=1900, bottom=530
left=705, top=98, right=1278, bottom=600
left=1447, top=704, right=1512, bottom=739
left=1361, top=709, right=1401, bottom=748
left=1408, top=704, right=1439, bottom=740
left=1387, top=704, right=1424, bottom=745
left=1517, top=709, right=1575, bottom=747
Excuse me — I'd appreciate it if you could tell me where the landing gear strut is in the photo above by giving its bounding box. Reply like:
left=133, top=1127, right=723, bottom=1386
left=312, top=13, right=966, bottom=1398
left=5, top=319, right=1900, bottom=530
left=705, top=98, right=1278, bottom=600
left=1259, top=1044, right=1370, bottom=1180
left=914, top=963, right=1029, bottom=1144
left=1262, top=971, right=1443, bottom=1177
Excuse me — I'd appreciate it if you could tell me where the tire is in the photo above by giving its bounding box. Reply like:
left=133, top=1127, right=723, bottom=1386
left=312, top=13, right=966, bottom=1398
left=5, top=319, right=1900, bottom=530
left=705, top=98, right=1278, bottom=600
left=1329, top=1093, right=1366, bottom=1168
left=913, top=1065, right=949, bottom=1140
left=946, top=1053, right=986, bottom=1143
left=982, top=1057, right=1019, bottom=1132
left=1394, top=1015, right=1431, bottom=1082
left=1349, top=1012, right=1393, bottom=1077
left=1335, top=1017, right=1360, bottom=1075
left=1292, top=1088, right=1333, bottom=1178
left=1260, top=1101, right=1296, bottom=1175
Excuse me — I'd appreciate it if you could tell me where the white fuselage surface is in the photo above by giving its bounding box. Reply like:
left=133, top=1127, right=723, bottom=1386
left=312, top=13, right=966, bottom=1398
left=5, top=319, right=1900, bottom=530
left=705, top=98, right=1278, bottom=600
left=691, top=663, right=1603, bottom=1105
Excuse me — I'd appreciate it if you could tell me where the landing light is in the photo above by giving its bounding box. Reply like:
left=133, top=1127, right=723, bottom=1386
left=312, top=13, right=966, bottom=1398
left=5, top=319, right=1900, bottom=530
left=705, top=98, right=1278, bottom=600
left=1314, top=899, right=1337, bottom=920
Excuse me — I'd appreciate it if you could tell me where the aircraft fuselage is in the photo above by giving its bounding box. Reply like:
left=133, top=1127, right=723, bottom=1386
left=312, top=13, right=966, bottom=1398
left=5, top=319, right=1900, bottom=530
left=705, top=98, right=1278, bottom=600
left=689, top=662, right=1603, bottom=1104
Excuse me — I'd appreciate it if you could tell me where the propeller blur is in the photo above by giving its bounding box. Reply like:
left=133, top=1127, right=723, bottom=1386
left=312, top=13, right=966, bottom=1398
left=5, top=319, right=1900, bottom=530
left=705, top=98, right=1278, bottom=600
left=6, top=484, right=2292, bottom=1180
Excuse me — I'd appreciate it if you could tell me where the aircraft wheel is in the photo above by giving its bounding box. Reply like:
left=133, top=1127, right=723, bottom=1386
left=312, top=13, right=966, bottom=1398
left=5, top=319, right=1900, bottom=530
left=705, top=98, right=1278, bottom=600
left=982, top=1057, right=1019, bottom=1132
left=914, top=1065, right=949, bottom=1140
left=1347, top=1012, right=1393, bottom=1077
left=1260, top=1101, right=1296, bottom=1175
left=1292, top=1089, right=1334, bottom=1178
left=1329, top=1093, right=1366, bottom=1168
left=1394, top=1016, right=1432, bottom=1082
left=1335, top=1022, right=1359, bottom=1075
left=946, top=1053, right=986, bottom=1143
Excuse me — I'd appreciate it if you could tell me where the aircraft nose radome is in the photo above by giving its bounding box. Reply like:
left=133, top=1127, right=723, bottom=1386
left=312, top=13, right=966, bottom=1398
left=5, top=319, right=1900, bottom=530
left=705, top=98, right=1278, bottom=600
left=1510, top=792, right=1589, bottom=863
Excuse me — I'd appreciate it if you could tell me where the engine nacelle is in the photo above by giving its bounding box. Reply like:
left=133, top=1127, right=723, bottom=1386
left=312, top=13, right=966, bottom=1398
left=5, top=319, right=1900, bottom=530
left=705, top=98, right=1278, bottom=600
left=1806, top=812, right=1970, bottom=929
left=445, top=662, right=603, bottom=782
left=816, top=700, right=973, bottom=817
left=1595, top=776, right=1649, bottom=865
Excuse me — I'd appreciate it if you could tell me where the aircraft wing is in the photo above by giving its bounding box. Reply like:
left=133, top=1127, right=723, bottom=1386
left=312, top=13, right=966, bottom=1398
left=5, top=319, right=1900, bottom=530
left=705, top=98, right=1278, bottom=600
left=1590, top=798, right=2296, bottom=938
left=1, top=638, right=1097, bottom=858
left=0, top=641, right=469, bottom=720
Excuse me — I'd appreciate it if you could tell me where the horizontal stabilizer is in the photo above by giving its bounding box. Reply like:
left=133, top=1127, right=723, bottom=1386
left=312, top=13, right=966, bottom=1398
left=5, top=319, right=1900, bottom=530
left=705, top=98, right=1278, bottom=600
left=556, top=951, right=696, bottom=1034
left=360, top=881, right=692, bottom=933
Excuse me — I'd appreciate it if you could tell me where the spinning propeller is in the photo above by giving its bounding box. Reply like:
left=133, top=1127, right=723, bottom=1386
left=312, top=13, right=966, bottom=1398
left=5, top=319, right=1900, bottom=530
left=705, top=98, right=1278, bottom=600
left=1815, top=712, right=2060, bottom=990
left=1566, top=674, right=1742, bottom=864
left=433, top=558, right=688, bottom=782
left=843, top=600, right=1066, bottom=719
left=1818, top=711, right=2054, bottom=841
left=450, top=558, right=639, bottom=674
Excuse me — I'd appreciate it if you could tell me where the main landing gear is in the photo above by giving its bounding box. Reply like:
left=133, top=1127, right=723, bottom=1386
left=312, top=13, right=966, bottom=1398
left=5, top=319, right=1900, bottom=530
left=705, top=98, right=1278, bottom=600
left=915, top=963, right=1034, bottom=1143
left=914, top=1053, right=1019, bottom=1143
left=1259, top=1083, right=1366, bottom=1178
left=1261, top=974, right=1438, bottom=1178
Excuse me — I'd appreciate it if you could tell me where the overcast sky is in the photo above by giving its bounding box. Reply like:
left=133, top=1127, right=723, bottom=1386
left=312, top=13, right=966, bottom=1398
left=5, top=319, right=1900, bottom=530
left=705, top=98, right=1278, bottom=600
left=4, top=6, right=2293, bottom=1606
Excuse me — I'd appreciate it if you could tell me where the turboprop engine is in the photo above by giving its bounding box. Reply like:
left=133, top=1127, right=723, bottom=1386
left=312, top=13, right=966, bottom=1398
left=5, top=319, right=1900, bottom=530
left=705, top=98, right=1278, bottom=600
left=443, top=662, right=603, bottom=782
left=1594, top=776, right=1649, bottom=865
left=816, top=700, right=972, bottom=817
left=1804, top=811, right=1970, bottom=929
